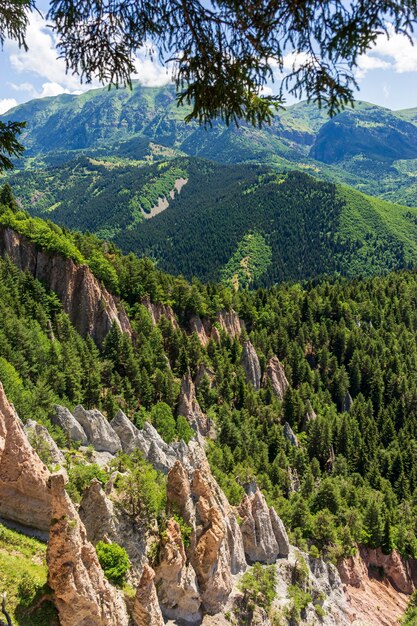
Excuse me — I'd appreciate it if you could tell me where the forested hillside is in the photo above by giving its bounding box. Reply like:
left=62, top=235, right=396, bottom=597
left=2, top=185, right=417, bottom=575
left=6, top=158, right=417, bottom=287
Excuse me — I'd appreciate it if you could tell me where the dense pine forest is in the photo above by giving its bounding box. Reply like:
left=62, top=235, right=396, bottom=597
left=2, top=185, right=417, bottom=571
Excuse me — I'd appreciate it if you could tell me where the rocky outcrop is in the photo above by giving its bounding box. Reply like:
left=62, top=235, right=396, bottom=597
left=47, top=473, right=129, bottom=626
left=167, top=457, right=247, bottom=615
left=342, top=391, right=353, bottom=412
left=263, top=356, right=289, bottom=400
left=178, top=373, right=210, bottom=436
left=274, top=548, right=351, bottom=626
left=216, top=309, right=244, bottom=339
left=52, top=405, right=88, bottom=445
left=0, top=382, right=51, bottom=531
left=238, top=488, right=290, bottom=564
left=195, top=363, right=215, bottom=389
left=241, top=341, right=261, bottom=390
left=142, top=296, right=179, bottom=329
left=79, top=479, right=147, bottom=584
left=338, top=548, right=409, bottom=626
left=132, top=564, right=164, bottom=626
left=283, top=422, right=299, bottom=447
left=73, top=405, right=122, bottom=454
left=189, top=315, right=211, bottom=346
left=0, top=227, right=131, bottom=344
left=360, top=546, right=415, bottom=594
left=110, top=410, right=142, bottom=454
left=24, top=419, right=66, bottom=466
left=156, top=517, right=202, bottom=622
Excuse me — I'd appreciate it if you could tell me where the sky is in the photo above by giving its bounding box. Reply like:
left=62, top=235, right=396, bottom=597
left=2, top=5, right=417, bottom=115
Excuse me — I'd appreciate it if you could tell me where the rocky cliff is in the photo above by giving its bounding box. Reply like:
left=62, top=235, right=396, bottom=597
left=0, top=381, right=51, bottom=531
left=47, top=473, right=130, bottom=626
left=0, top=227, right=131, bottom=344
left=1, top=381, right=415, bottom=626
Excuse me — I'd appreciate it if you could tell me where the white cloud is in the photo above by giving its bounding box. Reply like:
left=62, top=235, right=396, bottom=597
left=6, top=13, right=93, bottom=93
left=0, top=98, right=18, bottom=114
left=282, top=51, right=313, bottom=73
left=355, top=54, right=391, bottom=79
left=133, top=54, right=173, bottom=87
left=5, top=12, right=173, bottom=102
left=356, top=26, right=417, bottom=79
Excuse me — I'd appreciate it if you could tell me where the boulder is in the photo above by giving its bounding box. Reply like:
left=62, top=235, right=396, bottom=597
left=263, top=356, right=289, bottom=400
left=47, top=473, right=129, bottom=626
left=0, top=382, right=51, bottom=531
left=241, top=341, right=261, bottom=390
left=342, top=392, right=353, bottom=413
left=52, top=405, right=88, bottom=445
left=73, top=405, right=122, bottom=454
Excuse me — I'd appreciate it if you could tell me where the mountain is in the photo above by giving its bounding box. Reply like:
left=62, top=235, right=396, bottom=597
left=1, top=189, right=417, bottom=623
left=7, top=155, right=417, bottom=287
left=4, top=83, right=417, bottom=204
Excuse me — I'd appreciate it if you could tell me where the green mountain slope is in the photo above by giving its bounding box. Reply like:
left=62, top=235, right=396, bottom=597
left=4, top=83, right=417, bottom=207
left=7, top=157, right=417, bottom=286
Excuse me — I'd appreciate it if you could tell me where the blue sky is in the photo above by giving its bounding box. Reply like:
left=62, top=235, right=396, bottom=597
left=1, top=5, right=417, bottom=114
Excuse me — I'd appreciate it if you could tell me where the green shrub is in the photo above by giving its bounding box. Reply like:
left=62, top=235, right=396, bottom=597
left=96, top=541, right=130, bottom=586
left=67, top=463, right=108, bottom=502
left=238, top=563, right=277, bottom=612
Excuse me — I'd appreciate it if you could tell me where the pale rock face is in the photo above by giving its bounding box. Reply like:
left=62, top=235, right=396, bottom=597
left=0, top=227, right=131, bottom=344
left=178, top=373, right=210, bottom=436
left=73, top=405, right=122, bottom=454
left=156, top=517, right=202, bottom=622
left=52, top=404, right=88, bottom=445
left=263, top=356, right=289, bottom=400
left=47, top=473, right=129, bottom=626
left=360, top=546, right=415, bottom=594
left=79, top=479, right=147, bottom=584
left=269, top=507, right=290, bottom=557
left=274, top=548, right=352, bottom=626
left=0, top=382, right=51, bottom=531
left=342, top=391, right=353, bottom=412
left=110, top=410, right=142, bottom=454
left=189, top=315, right=210, bottom=346
left=283, top=422, right=299, bottom=447
left=338, top=548, right=411, bottom=626
left=194, top=363, right=216, bottom=389
left=132, top=564, right=165, bottom=626
left=210, top=325, right=221, bottom=344
left=216, top=309, right=244, bottom=339
left=166, top=459, right=247, bottom=615
left=241, top=341, right=261, bottom=390
left=141, top=296, right=179, bottom=329
left=24, top=419, right=66, bottom=466
left=238, top=489, right=289, bottom=564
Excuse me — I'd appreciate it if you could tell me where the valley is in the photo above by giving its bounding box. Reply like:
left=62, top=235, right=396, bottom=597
left=1, top=78, right=417, bottom=626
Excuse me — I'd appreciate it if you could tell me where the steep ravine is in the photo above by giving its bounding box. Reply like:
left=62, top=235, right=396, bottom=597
left=0, top=380, right=415, bottom=625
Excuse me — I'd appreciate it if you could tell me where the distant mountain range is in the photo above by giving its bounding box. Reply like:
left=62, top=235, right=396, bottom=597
left=3, top=82, right=417, bottom=286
